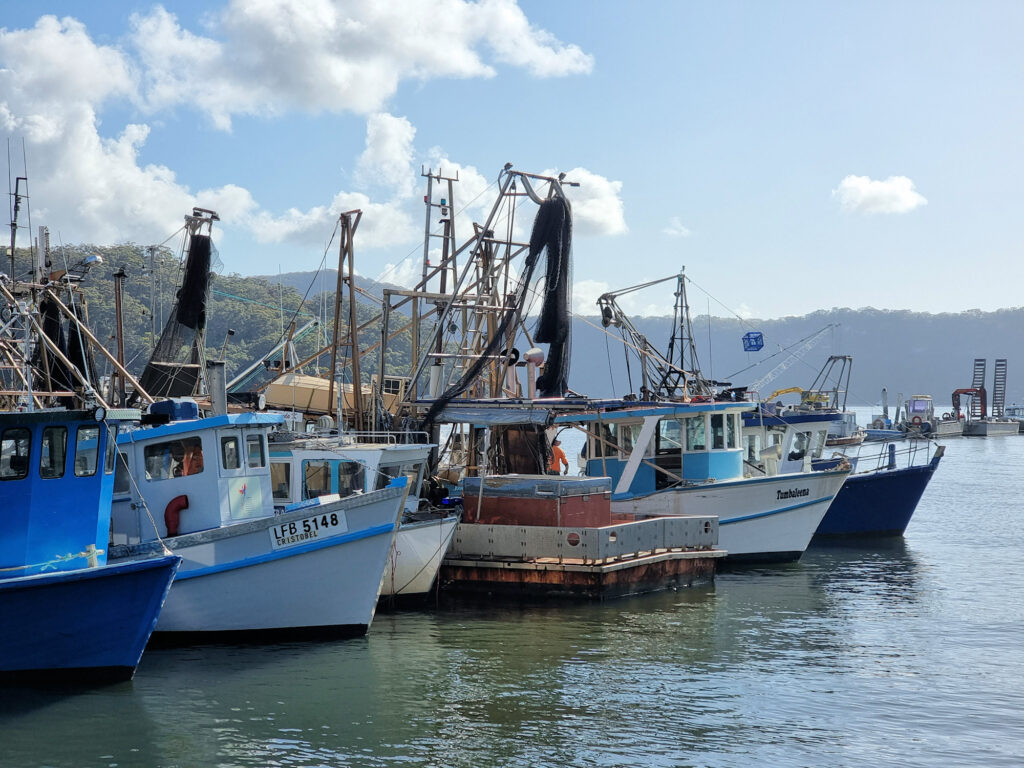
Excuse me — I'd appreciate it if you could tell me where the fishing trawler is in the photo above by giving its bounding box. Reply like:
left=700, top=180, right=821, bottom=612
left=104, top=210, right=410, bottom=638
left=0, top=190, right=178, bottom=681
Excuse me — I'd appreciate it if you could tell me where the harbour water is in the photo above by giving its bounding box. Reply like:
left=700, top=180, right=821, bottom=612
left=2, top=434, right=1023, bottom=767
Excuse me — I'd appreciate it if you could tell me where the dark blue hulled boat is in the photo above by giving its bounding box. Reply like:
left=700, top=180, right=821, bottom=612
left=0, top=409, right=179, bottom=681
left=742, top=404, right=943, bottom=539
left=813, top=441, right=944, bottom=539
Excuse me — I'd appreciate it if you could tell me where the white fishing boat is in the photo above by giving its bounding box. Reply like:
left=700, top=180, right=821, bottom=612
left=557, top=401, right=850, bottom=562
left=109, top=409, right=409, bottom=638
left=267, top=432, right=459, bottom=597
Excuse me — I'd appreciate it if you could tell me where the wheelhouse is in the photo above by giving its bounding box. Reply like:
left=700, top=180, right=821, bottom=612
left=267, top=439, right=430, bottom=515
left=0, top=409, right=132, bottom=576
left=556, top=402, right=752, bottom=498
left=111, top=413, right=282, bottom=544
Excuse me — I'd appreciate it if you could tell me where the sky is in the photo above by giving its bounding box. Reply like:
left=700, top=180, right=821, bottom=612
left=2, top=1, right=1022, bottom=319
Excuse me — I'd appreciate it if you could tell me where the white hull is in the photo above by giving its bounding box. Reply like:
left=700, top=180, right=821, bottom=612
left=380, top=515, right=460, bottom=597
left=113, top=484, right=407, bottom=635
left=611, top=469, right=848, bottom=561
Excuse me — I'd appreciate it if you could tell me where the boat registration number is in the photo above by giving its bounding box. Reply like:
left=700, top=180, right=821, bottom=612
left=270, top=511, right=348, bottom=550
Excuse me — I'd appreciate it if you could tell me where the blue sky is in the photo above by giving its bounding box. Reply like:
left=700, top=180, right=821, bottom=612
left=3, top=1, right=1022, bottom=318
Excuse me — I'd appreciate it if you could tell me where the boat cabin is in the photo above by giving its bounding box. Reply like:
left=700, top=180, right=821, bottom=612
left=556, top=402, right=752, bottom=498
left=111, top=413, right=283, bottom=544
left=267, top=437, right=430, bottom=515
left=1, top=409, right=132, bottom=575
left=903, top=395, right=936, bottom=429
left=741, top=410, right=836, bottom=476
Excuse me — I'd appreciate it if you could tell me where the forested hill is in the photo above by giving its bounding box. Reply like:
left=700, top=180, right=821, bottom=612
left=13, top=246, right=1024, bottom=407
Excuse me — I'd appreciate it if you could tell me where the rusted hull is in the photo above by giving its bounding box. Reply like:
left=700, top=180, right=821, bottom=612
left=440, top=551, right=720, bottom=600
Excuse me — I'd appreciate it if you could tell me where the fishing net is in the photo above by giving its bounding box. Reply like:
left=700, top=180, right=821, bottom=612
left=137, top=233, right=212, bottom=399
left=420, top=194, right=572, bottom=428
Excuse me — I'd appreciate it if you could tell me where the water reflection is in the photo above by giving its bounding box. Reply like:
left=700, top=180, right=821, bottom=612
left=4, top=439, right=1024, bottom=766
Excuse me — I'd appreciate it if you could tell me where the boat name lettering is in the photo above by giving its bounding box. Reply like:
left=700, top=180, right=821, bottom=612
left=270, top=511, right=348, bottom=550
left=776, top=488, right=810, bottom=500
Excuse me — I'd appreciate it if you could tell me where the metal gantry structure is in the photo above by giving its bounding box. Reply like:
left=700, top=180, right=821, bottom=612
left=596, top=269, right=713, bottom=401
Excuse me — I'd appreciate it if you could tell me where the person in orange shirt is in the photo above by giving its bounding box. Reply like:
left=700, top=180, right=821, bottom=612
left=548, top=439, right=569, bottom=475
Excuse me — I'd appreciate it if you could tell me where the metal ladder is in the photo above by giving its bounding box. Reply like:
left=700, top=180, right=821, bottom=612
left=971, top=358, right=987, bottom=419
left=992, top=358, right=1008, bottom=417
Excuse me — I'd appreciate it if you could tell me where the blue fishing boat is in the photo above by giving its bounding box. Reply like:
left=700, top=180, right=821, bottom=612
left=813, top=441, right=944, bottom=538
left=741, top=405, right=943, bottom=539
left=0, top=409, right=179, bottom=681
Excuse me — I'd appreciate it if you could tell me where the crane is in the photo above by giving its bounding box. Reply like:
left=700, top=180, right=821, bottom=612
left=596, top=269, right=714, bottom=400
left=746, top=324, right=835, bottom=397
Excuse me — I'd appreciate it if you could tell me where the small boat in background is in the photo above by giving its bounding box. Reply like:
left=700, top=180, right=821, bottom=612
left=899, top=394, right=964, bottom=439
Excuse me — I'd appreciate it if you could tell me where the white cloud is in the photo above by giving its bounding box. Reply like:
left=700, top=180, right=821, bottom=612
left=833, top=175, right=927, bottom=214
left=572, top=278, right=610, bottom=314
left=128, top=0, right=592, bottom=130
left=247, top=191, right=416, bottom=247
left=542, top=167, right=627, bottom=236
left=354, top=113, right=417, bottom=198
left=1, top=4, right=592, bottom=258
left=663, top=216, right=691, bottom=237
left=377, top=255, right=425, bottom=289
left=572, top=278, right=672, bottom=316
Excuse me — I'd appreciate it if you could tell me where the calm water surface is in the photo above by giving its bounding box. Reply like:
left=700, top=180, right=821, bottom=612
left=2, top=435, right=1023, bottom=767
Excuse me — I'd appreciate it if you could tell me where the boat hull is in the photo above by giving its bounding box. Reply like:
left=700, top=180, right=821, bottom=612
left=111, top=484, right=406, bottom=639
left=963, top=420, right=1020, bottom=437
left=381, top=514, right=460, bottom=597
left=0, top=555, right=179, bottom=682
left=611, top=469, right=849, bottom=562
left=814, top=455, right=941, bottom=538
left=930, top=419, right=964, bottom=438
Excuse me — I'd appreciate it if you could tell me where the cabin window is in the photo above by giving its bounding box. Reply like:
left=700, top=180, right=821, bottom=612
left=591, top=423, right=618, bottom=458
left=710, top=414, right=726, bottom=450
left=656, top=420, right=683, bottom=455
left=40, top=426, right=67, bottom=479
left=0, top=427, right=31, bottom=481
left=113, top=452, right=131, bottom=494
left=788, top=431, right=811, bottom=462
left=727, top=414, right=739, bottom=449
left=143, top=436, right=205, bottom=480
left=303, top=460, right=332, bottom=498
left=104, top=425, right=118, bottom=474
left=246, top=435, right=266, bottom=468
left=75, top=425, right=100, bottom=477
left=685, top=417, right=706, bottom=452
left=745, top=434, right=762, bottom=463
left=376, top=462, right=422, bottom=491
left=812, top=430, right=827, bottom=459
left=271, top=461, right=291, bottom=500
left=221, top=436, right=241, bottom=470
left=337, top=461, right=365, bottom=496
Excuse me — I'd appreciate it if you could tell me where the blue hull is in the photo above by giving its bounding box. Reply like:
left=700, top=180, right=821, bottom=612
left=813, top=455, right=941, bottom=538
left=0, top=555, right=180, bottom=682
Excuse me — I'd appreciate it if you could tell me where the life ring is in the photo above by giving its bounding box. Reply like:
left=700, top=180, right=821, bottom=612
left=942, top=412, right=951, bottom=420
left=871, top=418, right=885, bottom=429
left=911, top=416, right=922, bottom=425
left=164, top=494, right=189, bottom=537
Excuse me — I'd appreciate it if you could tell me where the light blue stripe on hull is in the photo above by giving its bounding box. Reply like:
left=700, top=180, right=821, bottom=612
left=720, top=496, right=834, bottom=525
left=174, top=523, right=397, bottom=580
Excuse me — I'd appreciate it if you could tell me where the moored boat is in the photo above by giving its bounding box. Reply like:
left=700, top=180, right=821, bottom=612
left=267, top=431, right=459, bottom=598
left=562, top=401, right=850, bottom=563
left=0, top=409, right=179, bottom=681
left=108, top=409, right=409, bottom=639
